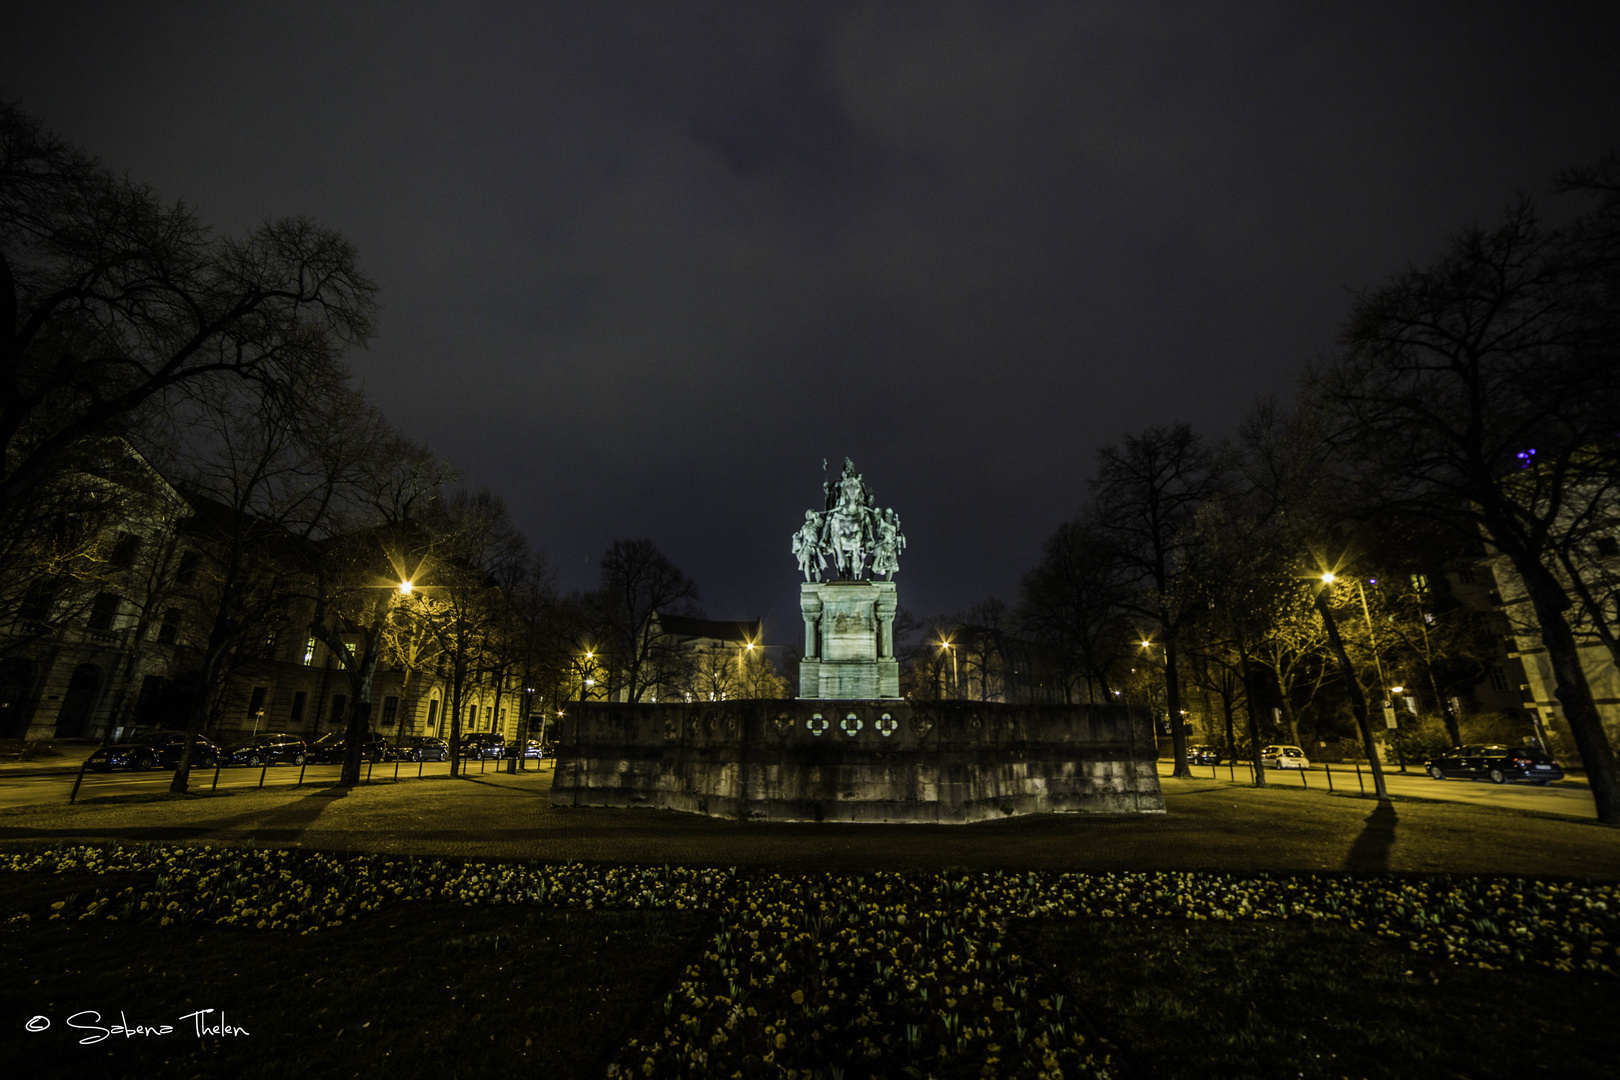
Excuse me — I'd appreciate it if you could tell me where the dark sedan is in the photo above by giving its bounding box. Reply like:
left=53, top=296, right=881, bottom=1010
left=505, top=738, right=546, bottom=760
left=85, top=730, right=222, bottom=771
left=1424, top=744, right=1564, bottom=785
left=222, top=734, right=308, bottom=767
left=306, top=731, right=389, bottom=764
left=459, top=733, right=506, bottom=760
left=396, top=736, right=449, bottom=762
left=1187, top=745, right=1222, bottom=766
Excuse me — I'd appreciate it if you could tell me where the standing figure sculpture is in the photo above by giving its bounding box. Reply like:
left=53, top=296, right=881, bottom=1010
left=790, top=458, right=903, bottom=581
left=793, top=510, right=827, bottom=582
left=871, top=508, right=906, bottom=580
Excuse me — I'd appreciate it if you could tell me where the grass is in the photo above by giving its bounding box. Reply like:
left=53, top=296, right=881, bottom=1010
left=1023, top=917, right=1619, bottom=1079
left=2, top=844, right=1617, bottom=1078
left=3, top=869, right=703, bottom=1080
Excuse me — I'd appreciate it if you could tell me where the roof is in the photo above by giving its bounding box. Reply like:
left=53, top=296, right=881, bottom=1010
left=655, top=613, right=761, bottom=645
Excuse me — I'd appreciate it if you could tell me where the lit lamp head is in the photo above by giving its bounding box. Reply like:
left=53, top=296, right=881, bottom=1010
left=1321, top=572, right=1336, bottom=584
left=398, top=580, right=413, bottom=595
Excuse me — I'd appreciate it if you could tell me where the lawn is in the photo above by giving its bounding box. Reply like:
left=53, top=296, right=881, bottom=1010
left=2, top=843, right=1615, bottom=1079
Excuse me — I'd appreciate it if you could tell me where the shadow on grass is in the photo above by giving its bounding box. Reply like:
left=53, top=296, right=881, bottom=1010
left=1344, top=798, right=1398, bottom=873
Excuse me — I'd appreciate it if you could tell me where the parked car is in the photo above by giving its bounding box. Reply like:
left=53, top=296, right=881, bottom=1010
left=396, top=736, right=450, bottom=762
left=85, top=730, right=222, bottom=772
left=1259, top=744, right=1310, bottom=769
left=222, top=734, right=308, bottom=767
left=1425, top=744, right=1564, bottom=785
left=306, top=730, right=389, bottom=764
left=459, top=732, right=507, bottom=760
left=1187, top=745, right=1222, bottom=766
left=505, top=738, right=546, bottom=760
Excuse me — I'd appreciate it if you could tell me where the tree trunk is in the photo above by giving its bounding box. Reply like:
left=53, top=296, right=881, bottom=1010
left=1164, top=636, right=1189, bottom=777
left=1316, top=587, right=1387, bottom=800
left=1238, top=641, right=1268, bottom=788
left=1516, top=559, right=1620, bottom=825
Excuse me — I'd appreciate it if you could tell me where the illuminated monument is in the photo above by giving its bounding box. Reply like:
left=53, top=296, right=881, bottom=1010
left=792, top=458, right=903, bottom=699
left=551, top=459, right=1164, bottom=822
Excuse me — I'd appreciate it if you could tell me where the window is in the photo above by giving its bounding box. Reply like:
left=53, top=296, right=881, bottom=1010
left=426, top=699, right=440, bottom=730
left=109, top=533, right=140, bottom=569
left=247, top=686, right=267, bottom=719
left=19, top=580, right=55, bottom=621
left=1487, top=665, right=1509, bottom=693
left=156, top=608, right=182, bottom=644
left=1456, top=565, right=1476, bottom=585
left=1409, top=572, right=1429, bottom=594
left=87, top=593, right=121, bottom=631
left=263, top=625, right=279, bottom=658
left=381, top=696, right=399, bottom=727
left=468, top=705, right=478, bottom=728
left=485, top=706, right=493, bottom=725
left=1596, top=536, right=1619, bottom=558
left=290, top=691, right=308, bottom=723
left=499, top=708, right=506, bottom=725
left=175, top=551, right=200, bottom=587
left=304, top=636, right=317, bottom=665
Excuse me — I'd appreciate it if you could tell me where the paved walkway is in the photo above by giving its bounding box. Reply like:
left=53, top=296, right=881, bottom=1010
left=1, top=768, right=1616, bottom=879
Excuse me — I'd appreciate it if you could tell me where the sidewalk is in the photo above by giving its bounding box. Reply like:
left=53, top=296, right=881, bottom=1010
left=2, top=768, right=1616, bottom=879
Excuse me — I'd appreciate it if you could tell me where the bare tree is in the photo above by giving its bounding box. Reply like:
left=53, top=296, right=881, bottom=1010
left=0, top=102, right=376, bottom=529
left=592, top=539, right=700, bottom=703
left=1315, top=169, right=1620, bottom=823
left=1090, top=424, right=1227, bottom=777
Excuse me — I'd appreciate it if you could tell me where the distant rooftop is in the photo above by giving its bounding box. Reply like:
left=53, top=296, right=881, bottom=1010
left=656, top=613, right=761, bottom=645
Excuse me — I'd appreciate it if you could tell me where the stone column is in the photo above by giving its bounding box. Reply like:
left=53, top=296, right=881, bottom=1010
left=874, top=585, right=897, bottom=660
left=800, top=587, right=823, bottom=659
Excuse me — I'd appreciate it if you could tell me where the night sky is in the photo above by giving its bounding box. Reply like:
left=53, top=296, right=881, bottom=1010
left=5, top=2, right=1618, bottom=640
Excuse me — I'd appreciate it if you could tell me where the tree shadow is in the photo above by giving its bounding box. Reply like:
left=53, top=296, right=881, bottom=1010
left=1343, top=799, right=1398, bottom=873
left=239, top=786, right=351, bottom=842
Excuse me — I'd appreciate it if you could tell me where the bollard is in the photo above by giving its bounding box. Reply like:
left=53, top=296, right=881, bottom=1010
left=1356, top=763, right=1365, bottom=795
left=1299, top=765, right=1307, bottom=789
left=258, top=761, right=269, bottom=788
left=298, top=759, right=308, bottom=787
left=68, top=759, right=90, bottom=804
left=393, top=756, right=400, bottom=782
left=213, top=759, right=223, bottom=791
left=418, top=756, right=425, bottom=779
left=366, top=758, right=374, bottom=783
left=1325, top=762, right=1334, bottom=793
left=480, top=753, right=487, bottom=774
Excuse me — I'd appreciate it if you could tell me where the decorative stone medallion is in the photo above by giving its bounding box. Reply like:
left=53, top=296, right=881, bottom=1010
left=909, top=712, right=933, bottom=739
left=771, top=711, right=793, bottom=738
left=662, top=715, right=680, bottom=741
left=806, top=713, right=829, bottom=737
left=840, top=712, right=864, bottom=737
left=876, top=712, right=898, bottom=737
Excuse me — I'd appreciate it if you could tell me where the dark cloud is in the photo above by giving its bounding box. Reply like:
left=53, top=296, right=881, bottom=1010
left=4, top=0, right=1618, bottom=637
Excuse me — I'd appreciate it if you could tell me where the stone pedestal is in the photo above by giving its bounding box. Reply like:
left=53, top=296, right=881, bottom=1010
left=798, top=580, right=900, bottom=699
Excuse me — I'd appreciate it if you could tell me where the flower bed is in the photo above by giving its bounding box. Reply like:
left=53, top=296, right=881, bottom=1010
left=4, top=845, right=1614, bottom=1078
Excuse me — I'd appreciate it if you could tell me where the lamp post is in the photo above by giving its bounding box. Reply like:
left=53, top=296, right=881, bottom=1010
left=1353, top=578, right=1406, bottom=772
left=1316, top=572, right=1389, bottom=800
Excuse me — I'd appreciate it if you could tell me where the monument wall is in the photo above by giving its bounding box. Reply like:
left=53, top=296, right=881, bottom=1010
left=550, top=699, right=1164, bottom=823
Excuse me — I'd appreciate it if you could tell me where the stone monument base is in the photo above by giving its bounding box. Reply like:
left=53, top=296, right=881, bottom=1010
left=798, top=579, right=900, bottom=699
left=550, top=699, right=1164, bottom=823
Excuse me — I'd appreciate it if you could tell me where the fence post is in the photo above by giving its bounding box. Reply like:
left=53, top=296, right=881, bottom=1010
left=68, top=760, right=90, bottom=804
left=258, top=762, right=269, bottom=789
left=1356, top=763, right=1365, bottom=795
left=213, top=759, right=223, bottom=792
left=1325, top=762, right=1334, bottom=793
left=1299, top=765, right=1308, bottom=789
left=298, top=759, right=307, bottom=787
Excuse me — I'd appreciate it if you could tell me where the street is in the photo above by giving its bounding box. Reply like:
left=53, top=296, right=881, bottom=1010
left=1159, top=759, right=1599, bottom=818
